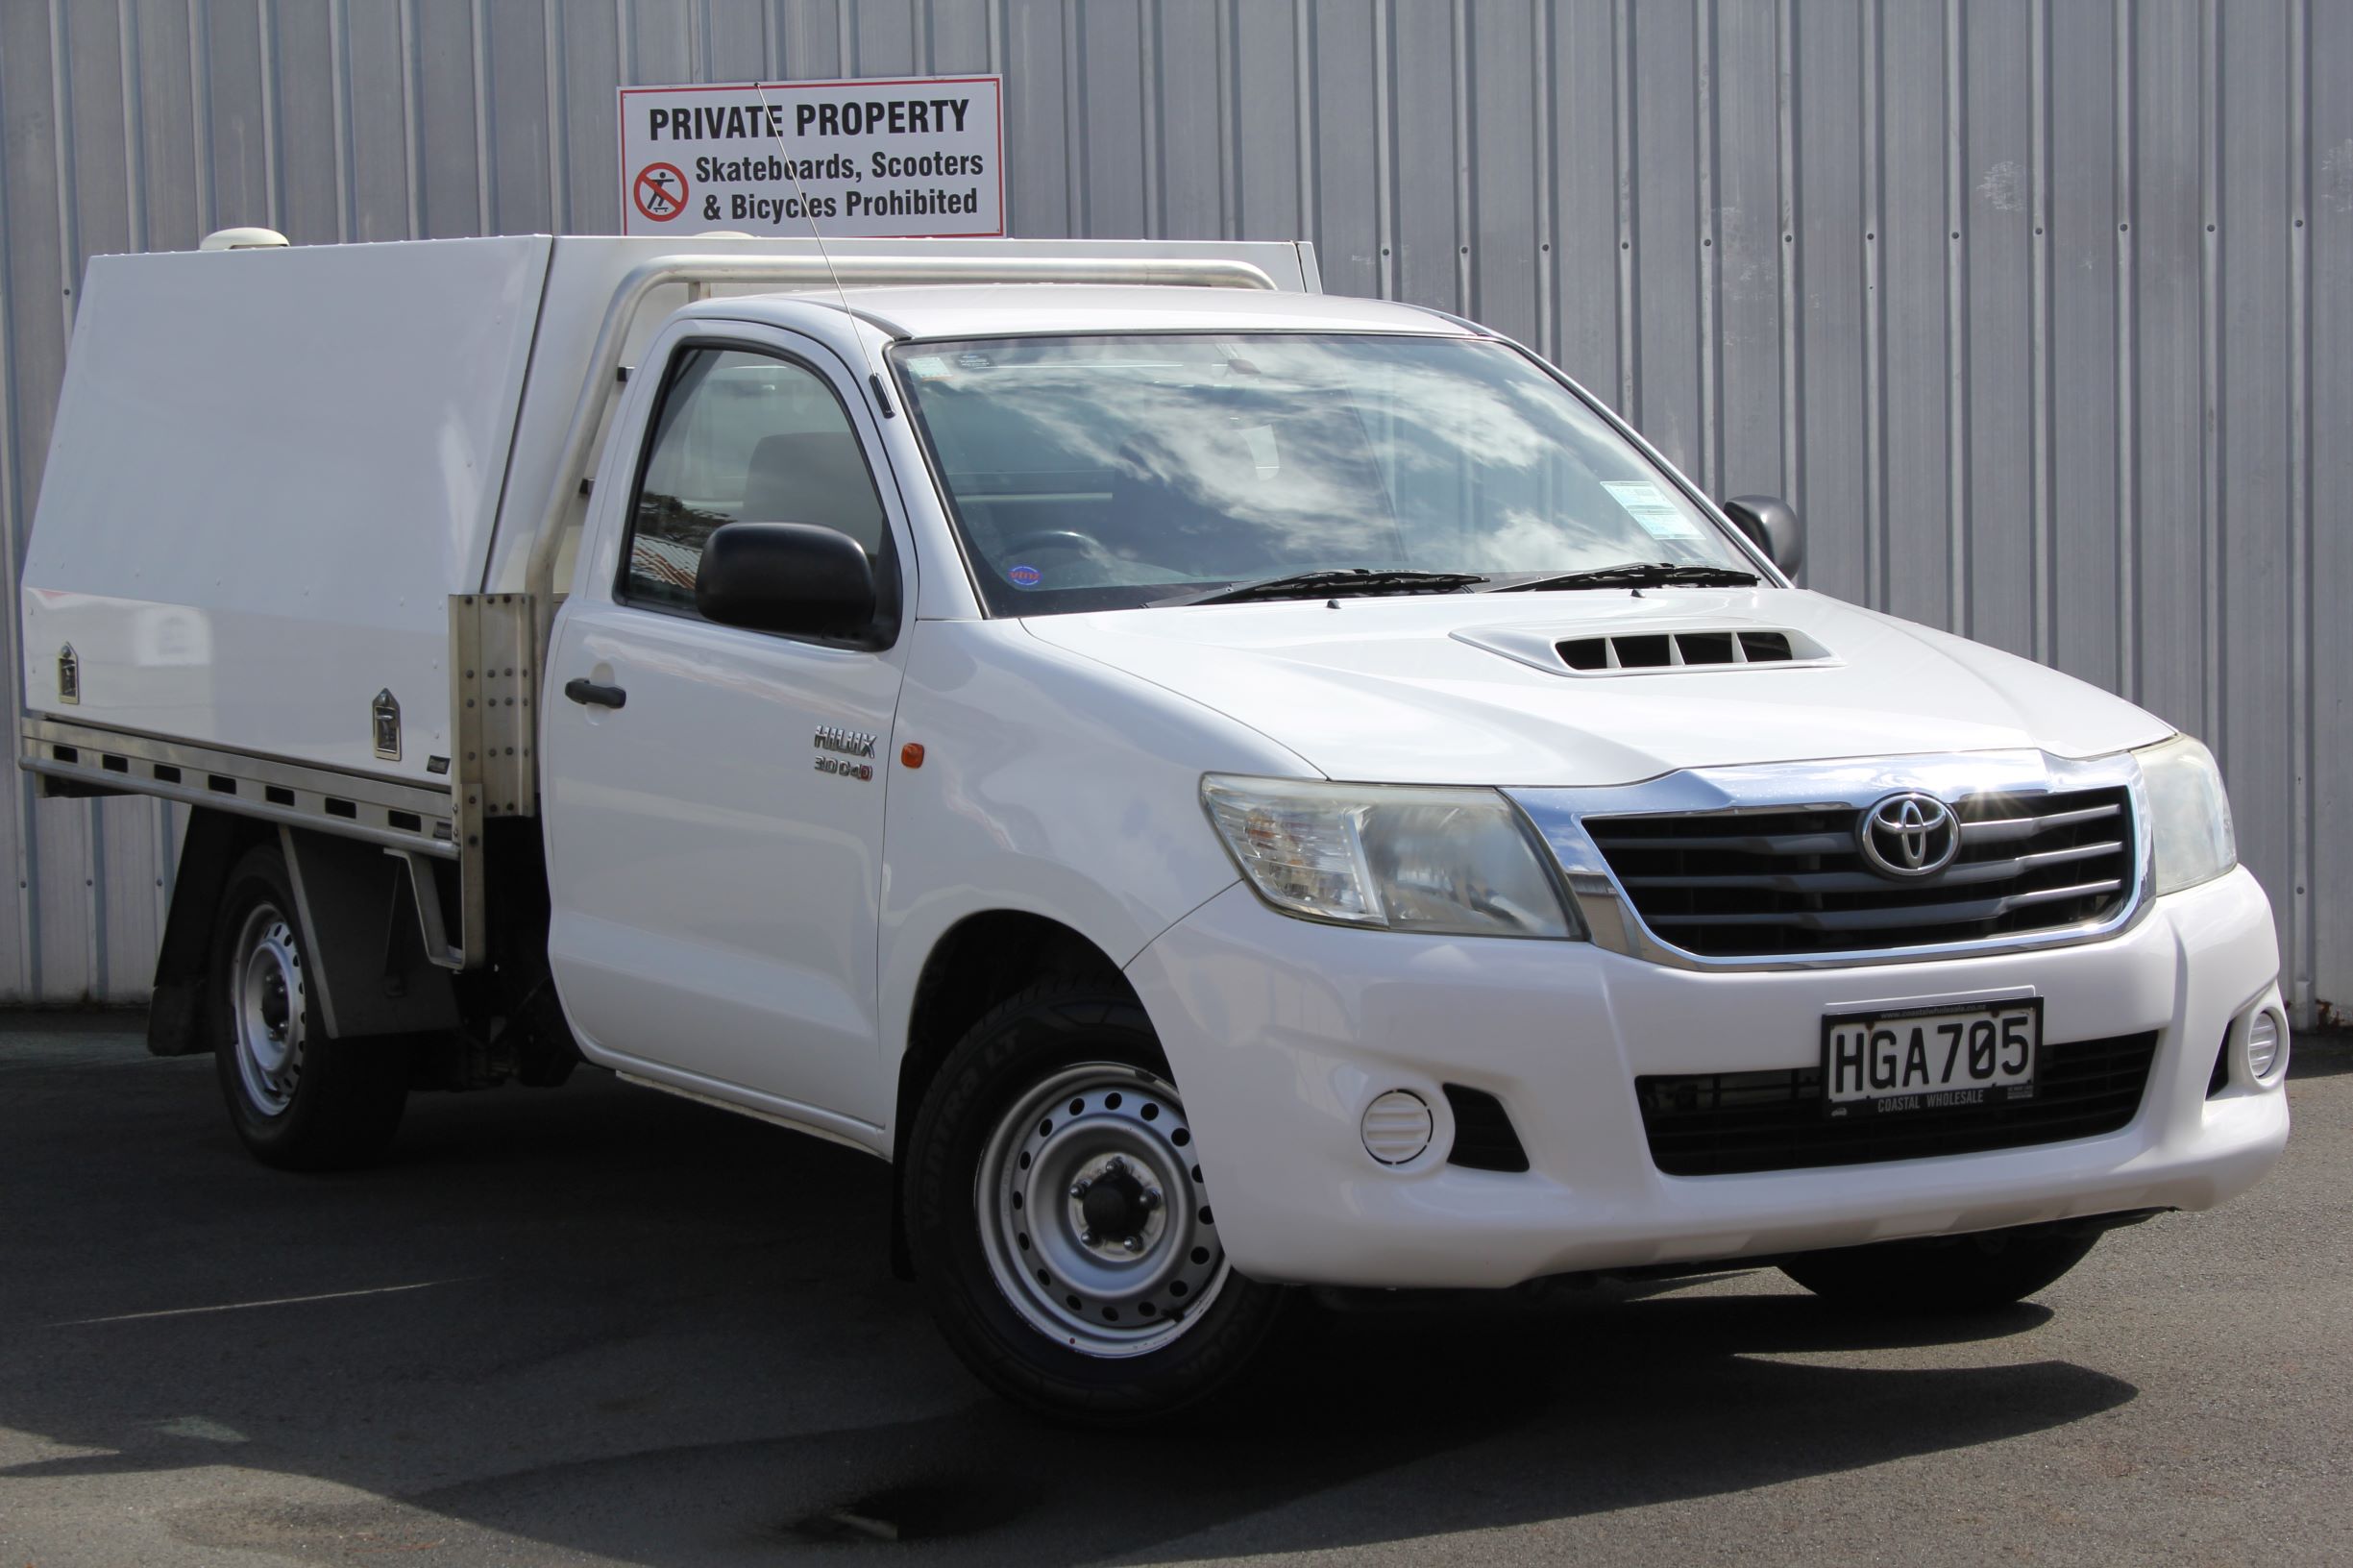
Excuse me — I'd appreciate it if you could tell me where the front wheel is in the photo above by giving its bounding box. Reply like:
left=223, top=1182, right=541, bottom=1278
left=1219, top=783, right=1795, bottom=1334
left=1779, top=1222, right=2102, bottom=1314
left=904, top=980, right=1293, bottom=1424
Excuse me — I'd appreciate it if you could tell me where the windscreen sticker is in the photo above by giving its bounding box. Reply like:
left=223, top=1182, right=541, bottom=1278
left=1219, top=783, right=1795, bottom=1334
left=1006, top=563, right=1042, bottom=589
left=1603, top=479, right=1703, bottom=540
left=903, top=355, right=954, bottom=380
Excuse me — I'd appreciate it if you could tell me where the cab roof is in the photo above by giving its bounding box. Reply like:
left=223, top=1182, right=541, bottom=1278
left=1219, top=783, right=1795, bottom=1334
left=707, top=282, right=1480, bottom=342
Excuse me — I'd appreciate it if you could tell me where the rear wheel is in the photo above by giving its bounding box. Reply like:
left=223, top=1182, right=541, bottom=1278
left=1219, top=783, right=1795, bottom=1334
left=905, top=979, right=1293, bottom=1424
left=209, top=845, right=410, bottom=1170
left=1780, top=1223, right=2101, bottom=1314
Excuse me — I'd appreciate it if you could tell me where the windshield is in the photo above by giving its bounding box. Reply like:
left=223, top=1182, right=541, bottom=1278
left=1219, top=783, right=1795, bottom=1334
left=892, top=331, right=1760, bottom=615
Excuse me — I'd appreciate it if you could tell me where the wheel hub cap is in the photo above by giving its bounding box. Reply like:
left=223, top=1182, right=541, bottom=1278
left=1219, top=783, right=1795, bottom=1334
left=1070, top=1156, right=1164, bottom=1256
left=232, top=904, right=306, bottom=1116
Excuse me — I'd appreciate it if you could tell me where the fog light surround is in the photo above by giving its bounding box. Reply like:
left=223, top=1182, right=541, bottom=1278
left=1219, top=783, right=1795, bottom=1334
left=2243, top=1008, right=2288, bottom=1085
left=1361, top=1090, right=1435, bottom=1165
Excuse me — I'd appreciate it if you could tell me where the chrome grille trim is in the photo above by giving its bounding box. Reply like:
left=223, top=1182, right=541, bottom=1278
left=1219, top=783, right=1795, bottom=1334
left=1966, top=803, right=2121, bottom=840
left=1510, top=748, right=2154, bottom=972
left=1618, top=838, right=2123, bottom=894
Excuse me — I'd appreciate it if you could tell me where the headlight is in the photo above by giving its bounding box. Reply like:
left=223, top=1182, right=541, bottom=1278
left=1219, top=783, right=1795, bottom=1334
left=2135, top=734, right=2236, bottom=895
left=1200, top=775, right=1580, bottom=939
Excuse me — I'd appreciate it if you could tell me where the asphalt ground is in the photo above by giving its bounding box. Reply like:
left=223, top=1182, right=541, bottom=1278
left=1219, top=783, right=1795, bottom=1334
left=1, top=1014, right=2345, bottom=1567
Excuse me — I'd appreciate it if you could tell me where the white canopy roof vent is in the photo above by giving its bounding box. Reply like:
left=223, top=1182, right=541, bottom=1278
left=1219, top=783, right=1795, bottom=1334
left=199, top=226, right=290, bottom=251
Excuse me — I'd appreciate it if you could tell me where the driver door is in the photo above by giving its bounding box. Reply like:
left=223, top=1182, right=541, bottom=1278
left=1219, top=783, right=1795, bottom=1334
left=540, top=326, right=907, bottom=1127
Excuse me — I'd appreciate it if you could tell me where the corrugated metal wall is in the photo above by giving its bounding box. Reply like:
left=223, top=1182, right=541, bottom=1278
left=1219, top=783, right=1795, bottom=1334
left=1, top=0, right=2343, bottom=1021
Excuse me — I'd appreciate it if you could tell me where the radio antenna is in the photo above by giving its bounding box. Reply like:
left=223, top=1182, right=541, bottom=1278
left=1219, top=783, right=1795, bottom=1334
left=751, top=79, right=894, bottom=416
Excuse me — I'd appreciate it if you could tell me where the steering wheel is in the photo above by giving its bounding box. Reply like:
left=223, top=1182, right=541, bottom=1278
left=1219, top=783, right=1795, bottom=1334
left=1000, top=528, right=1107, bottom=558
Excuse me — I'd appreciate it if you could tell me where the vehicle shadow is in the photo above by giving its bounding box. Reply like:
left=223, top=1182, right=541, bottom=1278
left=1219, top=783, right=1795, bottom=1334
left=0, top=1035, right=2136, bottom=1566
left=329, top=1299, right=2128, bottom=1568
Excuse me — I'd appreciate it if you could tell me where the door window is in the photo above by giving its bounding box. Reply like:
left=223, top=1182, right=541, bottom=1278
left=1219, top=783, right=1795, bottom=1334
left=622, top=346, right=889, bottom=614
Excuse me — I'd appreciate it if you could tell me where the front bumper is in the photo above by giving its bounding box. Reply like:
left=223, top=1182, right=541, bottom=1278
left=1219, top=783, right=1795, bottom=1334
left=1125, top=866, right=2288, bottom=1289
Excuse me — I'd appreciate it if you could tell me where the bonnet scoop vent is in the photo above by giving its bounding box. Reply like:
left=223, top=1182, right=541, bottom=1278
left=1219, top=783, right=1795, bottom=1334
left=1451, top=622, right=1838, bottom=677
left=1558, top=628, right=1809, bottom=672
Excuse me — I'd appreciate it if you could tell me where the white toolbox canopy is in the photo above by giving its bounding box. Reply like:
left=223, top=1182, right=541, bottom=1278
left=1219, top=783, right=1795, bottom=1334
left=19, top=235, right=1319, bottom=786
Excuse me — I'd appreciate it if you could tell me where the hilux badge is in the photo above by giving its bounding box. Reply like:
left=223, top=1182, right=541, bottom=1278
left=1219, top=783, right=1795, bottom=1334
left=813, top=725, right=878, bottom=782
left=1858, top=791, right=1959, bottom=878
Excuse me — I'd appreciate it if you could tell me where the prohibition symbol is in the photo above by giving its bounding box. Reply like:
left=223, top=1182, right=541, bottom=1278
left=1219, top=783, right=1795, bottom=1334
left=633, top=162, right=689, bottom=222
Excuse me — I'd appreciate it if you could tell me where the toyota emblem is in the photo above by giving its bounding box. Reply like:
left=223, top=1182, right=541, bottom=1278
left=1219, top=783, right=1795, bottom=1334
left=1858, top=791, right=1960, bottom=878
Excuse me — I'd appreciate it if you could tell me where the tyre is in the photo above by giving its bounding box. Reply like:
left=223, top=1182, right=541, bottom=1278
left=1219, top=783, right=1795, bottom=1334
left=904, top=979, right=1294, bottom=1425
left=209, top=844, right=411, bottom=1170
left=1779, top=1222, right=2102, bottom=1314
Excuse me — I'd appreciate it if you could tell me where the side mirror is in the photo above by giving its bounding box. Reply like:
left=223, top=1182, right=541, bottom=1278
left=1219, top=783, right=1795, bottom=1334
left=1722, top=495, right=1804, bottom=576
left=695, top=523, right=877, bottom=639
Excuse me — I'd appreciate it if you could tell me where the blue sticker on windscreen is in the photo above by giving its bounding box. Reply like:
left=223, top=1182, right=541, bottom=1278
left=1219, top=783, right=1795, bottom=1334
left=1007, top=563, right=1042, bottom=589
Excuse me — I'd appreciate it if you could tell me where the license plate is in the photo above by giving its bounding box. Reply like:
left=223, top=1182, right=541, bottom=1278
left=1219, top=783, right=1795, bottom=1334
left=1820, top=998, right=2042, bottom=1118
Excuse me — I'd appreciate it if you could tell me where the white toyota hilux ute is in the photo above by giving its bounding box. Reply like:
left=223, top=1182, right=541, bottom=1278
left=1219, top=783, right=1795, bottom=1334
left=20, top=234, right=2288, bottom=1423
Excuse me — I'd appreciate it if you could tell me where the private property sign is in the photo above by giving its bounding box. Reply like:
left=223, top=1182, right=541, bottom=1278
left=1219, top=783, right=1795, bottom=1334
left=618, top=76, right=1003, bottom=237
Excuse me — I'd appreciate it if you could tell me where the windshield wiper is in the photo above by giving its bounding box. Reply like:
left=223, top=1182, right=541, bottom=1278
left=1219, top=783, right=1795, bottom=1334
left=1158, top=568, right=1489, bottom=607
left=1483, top=561, right=1761, bottom=593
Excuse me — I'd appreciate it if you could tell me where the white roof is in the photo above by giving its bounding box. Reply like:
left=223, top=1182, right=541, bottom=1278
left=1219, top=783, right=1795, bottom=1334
left=705, top=283, right=1476, bottom=341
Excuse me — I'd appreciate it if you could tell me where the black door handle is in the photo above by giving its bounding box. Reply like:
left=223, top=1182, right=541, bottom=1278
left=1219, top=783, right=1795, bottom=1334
left=564, top=677, right=626, bottom=710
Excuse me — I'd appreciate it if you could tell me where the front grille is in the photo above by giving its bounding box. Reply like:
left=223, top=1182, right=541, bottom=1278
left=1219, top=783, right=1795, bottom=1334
left=1635, top=1030, right=2158, bottom=1176
left=1584, top=786, right=2136, bottom=957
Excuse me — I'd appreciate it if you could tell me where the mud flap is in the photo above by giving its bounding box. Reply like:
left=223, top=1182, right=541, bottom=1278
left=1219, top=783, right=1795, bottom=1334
left=146, top=808, right=246, bottom=1056
left=276, top=826, right=460, bottom=1039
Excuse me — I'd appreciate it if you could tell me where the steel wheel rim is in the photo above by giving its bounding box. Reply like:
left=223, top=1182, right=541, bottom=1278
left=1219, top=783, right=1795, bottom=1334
left=233, top=902, right=306, bottom=1116
left=975, top=1062, right=1228, bottom=1359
